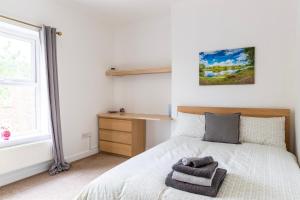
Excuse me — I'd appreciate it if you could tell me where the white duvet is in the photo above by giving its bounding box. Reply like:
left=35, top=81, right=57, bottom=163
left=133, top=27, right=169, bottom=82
left=75, top=136, right=300, bottom=200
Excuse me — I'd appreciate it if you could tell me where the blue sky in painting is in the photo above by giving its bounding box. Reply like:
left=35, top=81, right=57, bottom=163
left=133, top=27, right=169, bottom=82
left=199, top=48, right=249, bottom=67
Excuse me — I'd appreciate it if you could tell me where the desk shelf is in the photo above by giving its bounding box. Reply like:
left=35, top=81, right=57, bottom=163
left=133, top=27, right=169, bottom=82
left=98, top=113, right=172, bottom=121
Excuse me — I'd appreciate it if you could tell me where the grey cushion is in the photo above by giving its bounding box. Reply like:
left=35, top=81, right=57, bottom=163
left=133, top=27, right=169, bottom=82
left=203, top=112, right=241, bottom=144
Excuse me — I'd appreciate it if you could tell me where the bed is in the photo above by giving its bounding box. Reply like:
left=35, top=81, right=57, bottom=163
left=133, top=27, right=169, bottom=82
left=76, top=106, right=300, bottom=200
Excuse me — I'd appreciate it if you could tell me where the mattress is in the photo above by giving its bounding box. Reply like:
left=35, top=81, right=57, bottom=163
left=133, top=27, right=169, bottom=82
left=75, top=136, right=300, bottom=200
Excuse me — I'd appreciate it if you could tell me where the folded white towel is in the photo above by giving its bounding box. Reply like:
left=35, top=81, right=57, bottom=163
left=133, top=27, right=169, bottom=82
left=172, top=168, right=217, bottom=187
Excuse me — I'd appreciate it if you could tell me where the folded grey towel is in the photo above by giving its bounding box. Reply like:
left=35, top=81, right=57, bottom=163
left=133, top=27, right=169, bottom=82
left=165, top=168, right=227, bottom=197
left=181, top=156, right=214, bottom=167
left=173, top=161, right=218, bottom=179
left=172, top=167, right=217, bottom=186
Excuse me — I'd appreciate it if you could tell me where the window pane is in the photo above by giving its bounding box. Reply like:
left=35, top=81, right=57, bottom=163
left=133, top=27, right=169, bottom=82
left=0, top=34, right=34, bottom=81
left=0, top=85, right=37, bottom=138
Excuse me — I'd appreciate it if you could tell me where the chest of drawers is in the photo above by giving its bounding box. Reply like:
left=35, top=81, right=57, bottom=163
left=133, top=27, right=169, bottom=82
left=98, top=117, right=146, bottom=157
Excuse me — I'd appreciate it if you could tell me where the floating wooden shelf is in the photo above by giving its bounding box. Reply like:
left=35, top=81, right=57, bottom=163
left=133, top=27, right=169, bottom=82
left=98, top=113, right=172, bottom=121
left=105, top=67, right=172, bottom=76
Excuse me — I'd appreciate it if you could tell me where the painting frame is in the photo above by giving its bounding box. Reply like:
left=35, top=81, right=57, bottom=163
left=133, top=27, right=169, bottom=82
left=199, top=47, right=255, bottom=86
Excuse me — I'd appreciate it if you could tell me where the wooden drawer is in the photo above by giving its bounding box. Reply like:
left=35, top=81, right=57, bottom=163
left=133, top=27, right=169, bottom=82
left=99, top=118, right=132, bottom=132
left=100, top=129, right=132, bottom=145
left=100, top=141, right=132, bottom=157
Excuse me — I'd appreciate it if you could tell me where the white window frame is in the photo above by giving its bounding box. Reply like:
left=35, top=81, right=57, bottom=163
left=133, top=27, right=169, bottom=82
left=0, top=21, right=50, bottom=148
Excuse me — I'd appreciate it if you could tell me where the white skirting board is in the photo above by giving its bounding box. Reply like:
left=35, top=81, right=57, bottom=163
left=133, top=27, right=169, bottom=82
left=0, top=147, right=98, bottom=187
left=65, top=147, right=98, bottom=163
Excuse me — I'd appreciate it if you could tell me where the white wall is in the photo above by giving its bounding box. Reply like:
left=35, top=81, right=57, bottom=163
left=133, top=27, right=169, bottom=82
left=0, top=141, right=52, bottom=175
left=171, top=0, right=298, bottom=152
left=0, top=0, right=113, bottom=175
left=112, top=16, right=172, bottom=148
left=294, top=0, right=300, bottom=161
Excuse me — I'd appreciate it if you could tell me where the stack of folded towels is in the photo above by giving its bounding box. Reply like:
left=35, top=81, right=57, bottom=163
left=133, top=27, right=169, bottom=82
left=165, top=156, right=227, bottom=197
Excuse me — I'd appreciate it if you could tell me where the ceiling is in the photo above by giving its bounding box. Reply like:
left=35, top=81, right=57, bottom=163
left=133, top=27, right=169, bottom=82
left=64, top=0, right=173, bottom=25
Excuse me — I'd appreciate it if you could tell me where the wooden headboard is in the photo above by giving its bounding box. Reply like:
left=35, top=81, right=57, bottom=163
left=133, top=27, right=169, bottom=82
left=177, top=106, right=291, bottom=151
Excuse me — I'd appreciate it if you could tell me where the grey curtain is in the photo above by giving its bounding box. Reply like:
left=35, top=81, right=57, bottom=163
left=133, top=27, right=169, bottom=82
left=41, top=26, right=70, bottom=175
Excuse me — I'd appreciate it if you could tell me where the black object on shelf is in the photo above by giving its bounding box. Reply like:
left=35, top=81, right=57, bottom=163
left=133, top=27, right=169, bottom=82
left=108, top=110, right=118, bottom=113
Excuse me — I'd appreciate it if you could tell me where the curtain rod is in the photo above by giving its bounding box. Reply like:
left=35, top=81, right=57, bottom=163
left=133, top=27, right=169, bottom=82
left=0, top=15, right=62, bottom=36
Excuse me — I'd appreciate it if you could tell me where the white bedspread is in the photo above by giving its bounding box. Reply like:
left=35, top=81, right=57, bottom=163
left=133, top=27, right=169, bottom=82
left=75, top=136, right=300, bottom=200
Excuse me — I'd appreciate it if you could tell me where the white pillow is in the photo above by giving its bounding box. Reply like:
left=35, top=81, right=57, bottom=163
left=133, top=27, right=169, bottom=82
left=172, top=112, right=205, bottom=138
left=240, top=116, right=286, bottom=149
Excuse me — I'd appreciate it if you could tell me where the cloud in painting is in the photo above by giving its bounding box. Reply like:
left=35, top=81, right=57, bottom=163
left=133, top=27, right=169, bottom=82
left=224, top=48, right=242, bottom=56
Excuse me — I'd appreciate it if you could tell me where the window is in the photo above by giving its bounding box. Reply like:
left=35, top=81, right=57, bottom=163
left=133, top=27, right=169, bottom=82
left=0, top=21, right=50, bottom=148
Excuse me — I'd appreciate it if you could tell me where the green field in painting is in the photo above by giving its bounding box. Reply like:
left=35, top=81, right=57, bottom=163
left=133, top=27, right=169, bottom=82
left=199, top=66, right=255, bottom=85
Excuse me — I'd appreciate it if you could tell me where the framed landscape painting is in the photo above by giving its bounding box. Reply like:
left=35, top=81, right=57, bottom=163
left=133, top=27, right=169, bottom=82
left=199, top=47, right=255, bottom=85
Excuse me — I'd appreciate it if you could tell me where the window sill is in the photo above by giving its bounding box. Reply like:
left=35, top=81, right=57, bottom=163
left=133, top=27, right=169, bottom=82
left=0, top=134, right=51, bottom=149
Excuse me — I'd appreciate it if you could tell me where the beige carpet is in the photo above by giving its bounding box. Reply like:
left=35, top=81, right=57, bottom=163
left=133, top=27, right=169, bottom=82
left=0, top=153, right=127, bottom=200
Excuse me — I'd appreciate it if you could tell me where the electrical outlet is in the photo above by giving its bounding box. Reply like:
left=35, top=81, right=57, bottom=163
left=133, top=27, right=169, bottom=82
left=82, top=132, right=91, bottom=138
